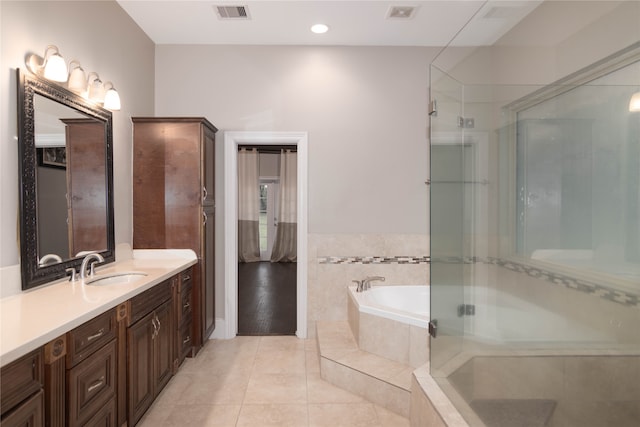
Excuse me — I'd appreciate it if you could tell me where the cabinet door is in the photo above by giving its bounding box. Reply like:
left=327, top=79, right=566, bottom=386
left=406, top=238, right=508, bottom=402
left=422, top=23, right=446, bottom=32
left=153, top=300, right=174, bottom=394
left=202, top=125, right=216, bottom=341
left=127, top=312, right=154, bottom=426
left=0, top=349, right=43, bottom=417
left=0, top=389, right=44, bottom=427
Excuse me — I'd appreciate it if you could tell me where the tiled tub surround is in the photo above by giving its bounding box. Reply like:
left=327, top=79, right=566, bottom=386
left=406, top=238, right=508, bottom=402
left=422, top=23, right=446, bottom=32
left=317, top=321, right=416, bottom=418
left=309, top=234, right=639, bottom=426
left=347, top=285, right=429, bottom=368
left=470, top=262, right=640, bottom=348
left=307, top=233, right=429, bottom=339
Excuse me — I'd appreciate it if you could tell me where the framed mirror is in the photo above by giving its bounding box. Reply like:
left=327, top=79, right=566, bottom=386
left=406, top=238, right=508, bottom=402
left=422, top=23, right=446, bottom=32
left=17, top=69, right=115, bottom=290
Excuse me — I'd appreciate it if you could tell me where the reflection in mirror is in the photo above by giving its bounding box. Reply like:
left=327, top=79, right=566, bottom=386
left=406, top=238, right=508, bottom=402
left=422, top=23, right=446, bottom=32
left=18, top=69, right=114, bottom=289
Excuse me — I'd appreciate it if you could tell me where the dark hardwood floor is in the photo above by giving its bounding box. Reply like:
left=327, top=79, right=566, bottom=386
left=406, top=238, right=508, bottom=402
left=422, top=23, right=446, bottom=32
left=237, top=261, right=297, bottom=335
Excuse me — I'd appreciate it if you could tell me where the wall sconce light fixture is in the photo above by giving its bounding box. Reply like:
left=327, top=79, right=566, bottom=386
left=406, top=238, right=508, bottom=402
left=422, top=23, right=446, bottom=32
left=26, top=45, right=69, bottom=82
left=26, top=44, right=121, bottom=111
left=67, top=60, right=87, bottom=95
left=103, top=82, right=121, bottom=111
left=87, top=72, right=105, bottom=104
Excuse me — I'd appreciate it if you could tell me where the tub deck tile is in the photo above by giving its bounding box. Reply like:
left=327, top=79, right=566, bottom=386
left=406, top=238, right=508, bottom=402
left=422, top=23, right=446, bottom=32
left=316, top=320, right=414, bottom=417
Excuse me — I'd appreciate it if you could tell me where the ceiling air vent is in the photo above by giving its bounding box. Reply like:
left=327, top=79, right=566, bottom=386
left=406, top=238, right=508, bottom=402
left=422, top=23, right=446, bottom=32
left=386, top=6, right=417, bottom=20
left=215, top=5, right=250, bottom=20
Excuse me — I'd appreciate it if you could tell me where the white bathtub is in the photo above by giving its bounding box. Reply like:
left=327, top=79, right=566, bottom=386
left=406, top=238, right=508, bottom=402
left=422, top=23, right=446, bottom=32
left=348, top=285, right=430, bottom=328
left=347, top=285, right=430, bottom=367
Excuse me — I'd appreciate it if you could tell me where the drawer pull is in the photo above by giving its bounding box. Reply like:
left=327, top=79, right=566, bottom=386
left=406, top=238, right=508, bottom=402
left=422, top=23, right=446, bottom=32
left=183, top=274, right=191, bottom=281
left=183, top=336, right=191, bottom=345
left=87, top=328, right=105, bottom=342
left=183, top=302, right=190, bottom=310
left=87, top=376, right=105, bottom=393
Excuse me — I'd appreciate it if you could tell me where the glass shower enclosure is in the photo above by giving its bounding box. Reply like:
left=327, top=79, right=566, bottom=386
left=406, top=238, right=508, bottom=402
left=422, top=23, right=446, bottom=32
left=429, top=1, right=640, bottom=426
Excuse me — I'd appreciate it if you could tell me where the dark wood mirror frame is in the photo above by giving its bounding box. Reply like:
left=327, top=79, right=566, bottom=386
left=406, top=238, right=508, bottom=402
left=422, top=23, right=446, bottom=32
left=17, top=69, right=115, bottom=290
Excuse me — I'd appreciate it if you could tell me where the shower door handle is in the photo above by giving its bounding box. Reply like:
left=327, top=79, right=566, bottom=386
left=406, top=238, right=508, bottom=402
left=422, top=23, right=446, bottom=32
left=428, top=319, right=438, bottom=338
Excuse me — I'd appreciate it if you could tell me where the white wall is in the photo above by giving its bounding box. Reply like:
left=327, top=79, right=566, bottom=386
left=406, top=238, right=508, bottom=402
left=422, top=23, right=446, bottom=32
left=0, top=1, right=155, bottom=293
left=155, top=44, right=437, bottom=326
left=156, top=45, right=434, bottom=233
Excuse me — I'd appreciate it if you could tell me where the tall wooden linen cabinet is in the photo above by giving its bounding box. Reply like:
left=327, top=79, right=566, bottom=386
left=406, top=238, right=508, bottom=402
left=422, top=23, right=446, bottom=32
left=132, top=117, right=217, bottom=354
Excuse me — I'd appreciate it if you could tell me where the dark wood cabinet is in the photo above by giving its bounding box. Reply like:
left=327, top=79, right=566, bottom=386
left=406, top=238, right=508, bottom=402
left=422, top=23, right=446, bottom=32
left=133, top=117, right=217, bottom=352
left=126, top=278, right=175, bottom=426
left=0, top=348, right=44, bottom=427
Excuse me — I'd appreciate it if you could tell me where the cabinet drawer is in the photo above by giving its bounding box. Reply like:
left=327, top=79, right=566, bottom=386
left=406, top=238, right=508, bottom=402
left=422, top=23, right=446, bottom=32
left=179, top=280, right=193, bottom=324
left=0, top=348, right=43, bottom=417
left=81, top=397, right=115, bottom=427
left=178, top=318, right=193, bottom=360
left=67, top=340, right=116, bottom=427
left=67, top=309, right=116, bottom=367
left=180, top=268, right=192, bottom=286
left=0, top=388, right=44, bottom=427
left=129, top=279, right=172, bottom=325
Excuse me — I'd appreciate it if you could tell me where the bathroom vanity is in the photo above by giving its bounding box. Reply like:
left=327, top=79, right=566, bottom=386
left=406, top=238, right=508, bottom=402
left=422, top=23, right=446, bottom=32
left=0, top=250, right=197, bottom=427
left=8, top=67, right=213, bottom=426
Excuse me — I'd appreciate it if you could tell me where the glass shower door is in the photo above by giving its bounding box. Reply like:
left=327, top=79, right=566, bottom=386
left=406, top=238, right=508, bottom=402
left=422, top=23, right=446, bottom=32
left=429, top=65, right=466, bottom=374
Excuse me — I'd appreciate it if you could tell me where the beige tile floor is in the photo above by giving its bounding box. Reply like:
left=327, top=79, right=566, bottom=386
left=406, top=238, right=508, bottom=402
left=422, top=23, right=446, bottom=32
left=138, top=336, right=410, bottom=427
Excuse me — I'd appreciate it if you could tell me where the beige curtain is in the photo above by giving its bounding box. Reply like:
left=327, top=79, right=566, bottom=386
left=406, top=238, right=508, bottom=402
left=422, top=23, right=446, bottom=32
left=271, top=149, right=297, bottom=262
left=238, top=148, right=261, bottom=262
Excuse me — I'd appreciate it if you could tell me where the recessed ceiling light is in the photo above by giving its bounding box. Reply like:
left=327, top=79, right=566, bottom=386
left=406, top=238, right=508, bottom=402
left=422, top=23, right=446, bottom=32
left=311, top=24, right=329, bottom=34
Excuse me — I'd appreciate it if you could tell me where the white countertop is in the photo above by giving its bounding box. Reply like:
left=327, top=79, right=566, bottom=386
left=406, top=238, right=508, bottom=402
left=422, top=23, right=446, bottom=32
left=0, top=249, right=197, bottom=367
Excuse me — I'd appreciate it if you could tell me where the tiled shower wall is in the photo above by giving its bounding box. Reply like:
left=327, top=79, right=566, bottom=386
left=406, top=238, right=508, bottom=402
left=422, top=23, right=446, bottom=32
left=307, top=233, right=430, bottom=338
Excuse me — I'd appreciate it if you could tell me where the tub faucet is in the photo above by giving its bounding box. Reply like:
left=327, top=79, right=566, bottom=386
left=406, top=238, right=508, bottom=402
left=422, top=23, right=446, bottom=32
left=80, top=253, right=104, bottom=280
left=363, top=276, right=385, bottom=290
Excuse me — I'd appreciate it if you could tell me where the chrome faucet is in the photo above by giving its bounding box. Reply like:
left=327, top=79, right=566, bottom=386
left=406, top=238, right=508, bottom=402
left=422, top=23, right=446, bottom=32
left=363, top=276, right=385, bottom=290
left=80, top=253, right=104, bottom=280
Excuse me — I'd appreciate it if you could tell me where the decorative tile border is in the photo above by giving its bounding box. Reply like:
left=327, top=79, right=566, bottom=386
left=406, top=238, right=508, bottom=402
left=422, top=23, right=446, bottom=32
left=320, top=253, right=639, bottom=308
left=431, top=255, right=640, bottom=309
left=318, top=255, right=430, bottom=265
left=487, top=257, right=640, bottom=308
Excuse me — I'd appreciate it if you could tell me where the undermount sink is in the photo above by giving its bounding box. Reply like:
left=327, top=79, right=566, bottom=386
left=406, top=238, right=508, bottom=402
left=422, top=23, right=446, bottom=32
left=85, top=271, right=148, bottom=286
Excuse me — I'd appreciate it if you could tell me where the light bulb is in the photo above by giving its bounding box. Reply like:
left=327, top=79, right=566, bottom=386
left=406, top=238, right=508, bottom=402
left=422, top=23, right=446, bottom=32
left=629, top=91, right=640, bottom=112
left=43, top=47, right=68, bottom=82
left=104, top=85, right=121, bottom=111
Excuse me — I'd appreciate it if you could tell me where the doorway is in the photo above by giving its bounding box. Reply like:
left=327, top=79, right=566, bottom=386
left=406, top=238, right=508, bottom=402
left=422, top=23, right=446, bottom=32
left=223, top=132, right=308, bottom=339
left=237, top=148, right=296, bottom=335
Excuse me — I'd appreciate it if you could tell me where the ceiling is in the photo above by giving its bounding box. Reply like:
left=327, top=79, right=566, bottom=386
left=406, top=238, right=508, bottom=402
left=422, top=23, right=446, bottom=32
left=116, top=1, right=542, bottom=47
